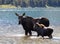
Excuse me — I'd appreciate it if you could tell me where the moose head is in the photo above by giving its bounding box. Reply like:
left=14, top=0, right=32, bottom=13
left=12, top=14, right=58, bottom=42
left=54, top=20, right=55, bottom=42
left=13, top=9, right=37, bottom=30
left=15, top=13, right=26, bottom=24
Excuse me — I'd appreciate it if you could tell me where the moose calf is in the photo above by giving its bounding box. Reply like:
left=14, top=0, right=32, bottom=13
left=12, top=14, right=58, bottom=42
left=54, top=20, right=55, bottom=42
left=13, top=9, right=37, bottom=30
left=34, top=24, right=53, bottom=39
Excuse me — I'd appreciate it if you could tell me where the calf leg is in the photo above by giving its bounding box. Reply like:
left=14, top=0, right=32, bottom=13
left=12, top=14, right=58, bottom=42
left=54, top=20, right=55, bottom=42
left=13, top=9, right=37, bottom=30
left=42, top=36, right=44, bottom=39
left=37, top=33, right=40, bottom=37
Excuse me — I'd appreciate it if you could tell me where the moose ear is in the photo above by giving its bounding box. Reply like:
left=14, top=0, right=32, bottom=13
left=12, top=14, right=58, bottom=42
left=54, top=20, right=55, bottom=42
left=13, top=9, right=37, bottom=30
left=15, top=13, right=19, bottom=16
left=22, top=13, right=25, bottom=16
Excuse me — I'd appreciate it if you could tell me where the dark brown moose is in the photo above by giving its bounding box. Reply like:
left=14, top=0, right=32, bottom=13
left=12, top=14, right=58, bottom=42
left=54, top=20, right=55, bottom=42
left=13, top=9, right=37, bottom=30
left=15, top=13, right=50, bottom=36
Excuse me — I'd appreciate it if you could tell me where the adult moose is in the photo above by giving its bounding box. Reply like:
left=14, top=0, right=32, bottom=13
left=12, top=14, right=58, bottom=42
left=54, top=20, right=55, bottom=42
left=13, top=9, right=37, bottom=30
left=15, top=13, right=50, bottom=36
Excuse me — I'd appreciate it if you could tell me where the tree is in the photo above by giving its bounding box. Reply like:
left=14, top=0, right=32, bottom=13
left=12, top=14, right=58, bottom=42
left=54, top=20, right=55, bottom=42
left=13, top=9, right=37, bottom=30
left=29, top=0, right=35, bottom=7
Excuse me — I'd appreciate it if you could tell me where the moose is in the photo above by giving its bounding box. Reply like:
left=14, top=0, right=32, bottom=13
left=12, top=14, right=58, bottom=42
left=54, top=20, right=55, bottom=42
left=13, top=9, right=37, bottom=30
left=15, top=13, right=50, bottom=36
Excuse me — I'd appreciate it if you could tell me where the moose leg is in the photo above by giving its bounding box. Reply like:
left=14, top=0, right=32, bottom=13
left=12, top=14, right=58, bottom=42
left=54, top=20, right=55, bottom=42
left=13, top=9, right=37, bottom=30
left=25, top=30, right=28, bottom=36
left=29, top=30, right=32, bottom=36
left=48, top=35, right=53, bottom=39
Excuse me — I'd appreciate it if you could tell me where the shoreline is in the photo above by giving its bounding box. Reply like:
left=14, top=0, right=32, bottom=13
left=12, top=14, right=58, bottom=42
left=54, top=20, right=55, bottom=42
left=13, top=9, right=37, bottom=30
left=0, top=5, right=17, bottom=8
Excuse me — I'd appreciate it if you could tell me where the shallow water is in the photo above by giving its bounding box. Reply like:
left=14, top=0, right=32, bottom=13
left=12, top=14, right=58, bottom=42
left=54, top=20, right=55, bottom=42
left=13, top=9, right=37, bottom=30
left=0, top=25, right=60, bottom=44
left=0, top=36, right=60, bottom=44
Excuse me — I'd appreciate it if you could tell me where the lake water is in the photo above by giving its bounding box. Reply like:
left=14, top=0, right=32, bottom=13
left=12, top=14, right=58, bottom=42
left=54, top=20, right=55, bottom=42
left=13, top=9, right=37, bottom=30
left=0, top=8, right=60, bottom=26
left=0, top=8, right=60, bottom=44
